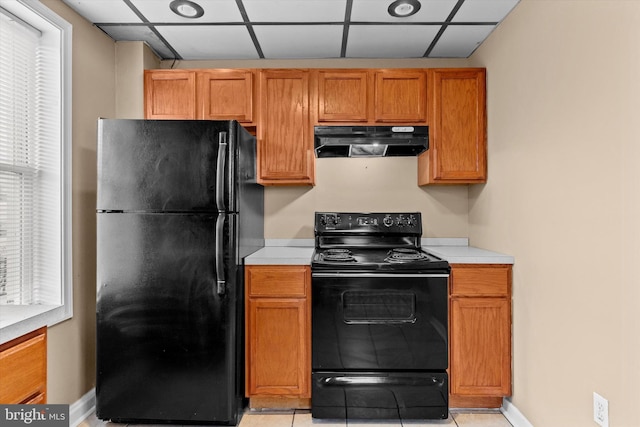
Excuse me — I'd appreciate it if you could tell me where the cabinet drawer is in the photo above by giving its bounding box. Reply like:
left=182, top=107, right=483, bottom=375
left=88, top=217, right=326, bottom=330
left=450, top=265, right=511, bottom=296
left=247, top=266, right=309, bottom=297
left=0, top=328, right=47, bottom=403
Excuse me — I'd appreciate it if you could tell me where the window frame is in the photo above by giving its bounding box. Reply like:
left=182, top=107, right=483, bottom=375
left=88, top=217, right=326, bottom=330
left=0, top=0, right=72, bottom=344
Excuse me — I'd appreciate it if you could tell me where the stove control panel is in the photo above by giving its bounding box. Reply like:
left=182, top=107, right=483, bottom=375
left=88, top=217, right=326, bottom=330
left=315, top=212, right=422, bottom=234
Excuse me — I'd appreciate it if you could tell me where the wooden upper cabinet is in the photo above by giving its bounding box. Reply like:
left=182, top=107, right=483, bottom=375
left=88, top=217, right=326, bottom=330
left=143, top=67, right=487, bottom=186
left=373, top=70, right=427, bottom=123
left=197, top=70, right=255, bottom=123
left=315, top=70, right=369, bottom=122
left=313, top=69, right=427, bottom=125
left=258, top=69, right=314, bottom=185
left=144, top=70, right=196, bottom=119
left=419, top=68, right=487, bottom=184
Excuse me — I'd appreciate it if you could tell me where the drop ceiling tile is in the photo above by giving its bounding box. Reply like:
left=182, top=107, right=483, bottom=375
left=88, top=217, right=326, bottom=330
left=62, top=0, right=142, bottom=23
left=156, top=25, right=259, bottom=59
left=452, top=0, right=520, bottom=22
left=98, top=25, right=174, bottom=58
left=254, top=25, right=343, bottom=58
left=130, top=0, right=243, bottom=23
left=243, top=0, right=347, bottom=22
left=429, top=25, right=495, bottom=57
left=351, top=0, right=457, bottom=23
left=347, top=25, right=440, bottom=58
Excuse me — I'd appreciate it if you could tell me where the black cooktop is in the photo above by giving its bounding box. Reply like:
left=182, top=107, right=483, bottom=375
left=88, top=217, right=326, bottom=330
left=312, top=212, right=450, bottom=273
left=311, top=246, right=449, bottom=272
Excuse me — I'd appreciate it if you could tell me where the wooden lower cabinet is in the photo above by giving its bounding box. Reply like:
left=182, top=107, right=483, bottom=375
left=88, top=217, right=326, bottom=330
left=245, top=265, right=311, bottom=409
left=0, top=327, right=47, bottom=404
left=449, top=264, right=512, bottom=408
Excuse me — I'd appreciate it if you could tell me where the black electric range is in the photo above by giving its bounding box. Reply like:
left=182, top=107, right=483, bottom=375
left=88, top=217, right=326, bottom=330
left=311, top=212, right=450, bottom=420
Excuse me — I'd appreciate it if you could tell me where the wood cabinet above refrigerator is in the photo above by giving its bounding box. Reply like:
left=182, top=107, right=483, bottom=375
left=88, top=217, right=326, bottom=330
left=144, top=69, right=256, bottom=126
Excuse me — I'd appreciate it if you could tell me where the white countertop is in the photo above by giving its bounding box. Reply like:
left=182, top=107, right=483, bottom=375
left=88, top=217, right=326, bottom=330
left=424, top=245, right=514, bottom=264
left=245, top=246, right=315, bottom=265
left=245, top=238, right=514, bottom=265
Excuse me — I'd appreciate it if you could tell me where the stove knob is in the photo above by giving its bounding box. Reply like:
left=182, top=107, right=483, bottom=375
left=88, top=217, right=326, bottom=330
left=383, top=215, right=394, bottom=227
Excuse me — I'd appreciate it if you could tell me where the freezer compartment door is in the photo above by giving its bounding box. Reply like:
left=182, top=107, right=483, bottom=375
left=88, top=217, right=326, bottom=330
left=97, top=119, right=236, bottom=212
left=96, top=212, right=240, bottom=424
left=312, top=371, right=448, bottom=420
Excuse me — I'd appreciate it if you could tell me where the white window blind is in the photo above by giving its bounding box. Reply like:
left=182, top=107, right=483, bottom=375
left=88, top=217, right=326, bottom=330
left=0, top=1, right=70, bottom=318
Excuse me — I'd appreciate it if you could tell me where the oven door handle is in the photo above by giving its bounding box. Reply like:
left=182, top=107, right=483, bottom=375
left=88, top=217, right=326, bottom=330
left=312, top=273, right=449, bottom=278
left=321, top=376, right=445, bottom=387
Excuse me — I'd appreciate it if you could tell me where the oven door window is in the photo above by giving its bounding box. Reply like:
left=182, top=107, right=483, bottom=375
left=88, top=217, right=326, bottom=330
left=342, top=291, right=416, bottom=324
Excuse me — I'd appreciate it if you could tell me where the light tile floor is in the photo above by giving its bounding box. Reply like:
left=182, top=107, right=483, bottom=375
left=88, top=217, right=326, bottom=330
left=81, top=409, right=513, bottom=427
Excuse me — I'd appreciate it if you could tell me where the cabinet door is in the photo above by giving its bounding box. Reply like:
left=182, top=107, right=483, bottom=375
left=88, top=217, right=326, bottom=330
left=197, top=70, right=254, bottom=123
left=258, top=70, right=314, bottom=185
left=315, top=70, right=369, bottom=122
left=246, top=298, right=310, bottom=397
left=420, top=68, right=486, bottom=184
left=450, top=297, right=511, bottom=397
left=245, top=266, right=311, bottom=400
left=144, top=70, right=196, bottom=119
left=373, top=70, right=427, bottom=123
left=0, top=328, right=47, bottom=404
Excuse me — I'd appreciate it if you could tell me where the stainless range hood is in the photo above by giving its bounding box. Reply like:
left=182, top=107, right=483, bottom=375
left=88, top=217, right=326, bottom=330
left=314, top=126, right=428, bottom=158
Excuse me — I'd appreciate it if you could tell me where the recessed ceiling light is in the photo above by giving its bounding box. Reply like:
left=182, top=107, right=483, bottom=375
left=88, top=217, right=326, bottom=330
left=388, top=0, right=421, bottom=18
left=170, top=0, right=204, bottom=19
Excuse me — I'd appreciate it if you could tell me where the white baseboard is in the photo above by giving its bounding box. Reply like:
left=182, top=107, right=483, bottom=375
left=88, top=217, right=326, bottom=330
left=69, top=388, right=530, bottom=427
left=69, top=388, right=96, bottom=427
left=502, top=397, right=534, bottom=427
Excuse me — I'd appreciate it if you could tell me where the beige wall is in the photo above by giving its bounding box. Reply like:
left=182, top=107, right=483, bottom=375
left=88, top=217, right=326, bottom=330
left=39, top=0, right=116, bottom=405
left=115, top=41, right=161, bottom=119
left=166, top=58, right=473, bottom=238
left=266, top=158, right=469, bottom=238
left=469, top=0, right=640, bottom=425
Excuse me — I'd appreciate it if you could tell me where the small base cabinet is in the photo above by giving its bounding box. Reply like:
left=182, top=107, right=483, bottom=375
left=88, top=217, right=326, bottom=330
left=245, top=265, right=311, bottom=409
left=0, top=327, right=47, bottom=404
left=449, top=264, right=512, bottom=408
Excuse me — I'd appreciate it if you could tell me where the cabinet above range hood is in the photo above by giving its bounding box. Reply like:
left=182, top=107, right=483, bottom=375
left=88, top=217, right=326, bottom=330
left=314, top=126, right=428, bottom=158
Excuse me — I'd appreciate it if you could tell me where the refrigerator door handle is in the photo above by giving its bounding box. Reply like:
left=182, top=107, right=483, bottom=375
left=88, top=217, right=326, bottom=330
left=216, top=132, right=228, bottom=212
left=215, top=213, right=226, bottom=296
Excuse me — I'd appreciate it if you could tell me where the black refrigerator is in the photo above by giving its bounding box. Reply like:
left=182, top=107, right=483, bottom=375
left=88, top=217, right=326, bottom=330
left=95, top=119, right=263, bottom=425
